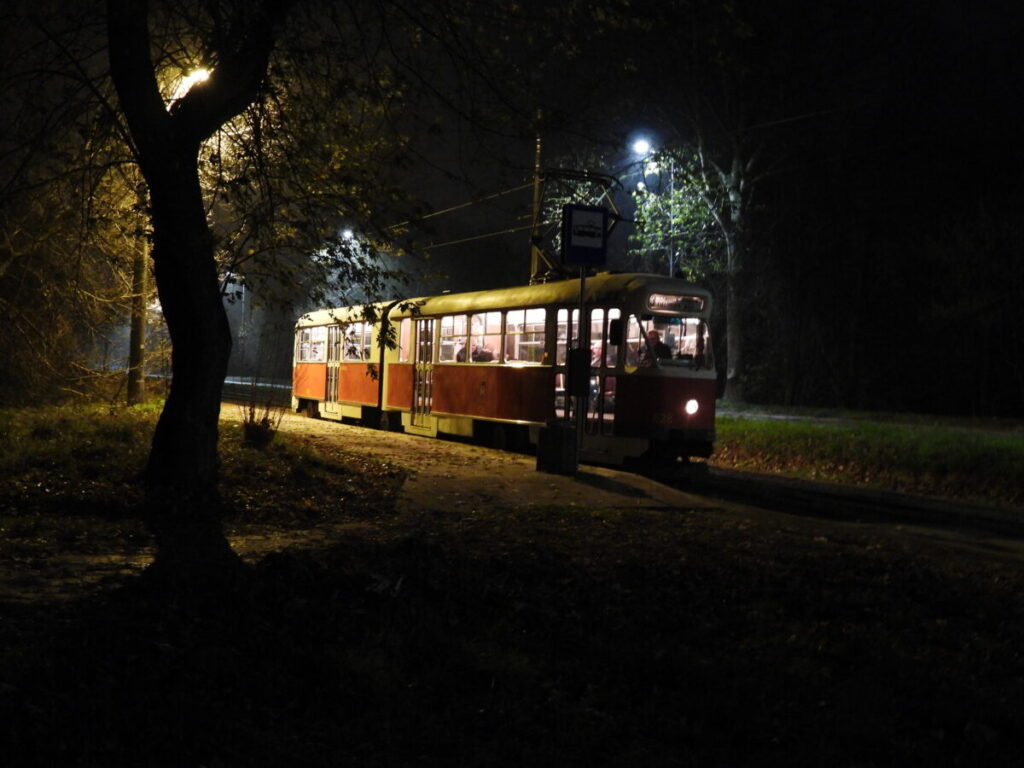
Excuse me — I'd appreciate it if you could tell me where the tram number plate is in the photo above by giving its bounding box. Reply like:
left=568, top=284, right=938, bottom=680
left=651, top=413, right=673, bottom=426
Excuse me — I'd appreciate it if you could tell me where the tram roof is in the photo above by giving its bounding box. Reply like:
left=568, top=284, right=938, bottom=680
left=297, top=272, right=711, bottom=327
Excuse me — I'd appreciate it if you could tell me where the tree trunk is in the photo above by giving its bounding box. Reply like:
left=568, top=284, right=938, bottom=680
left=106, top=0, right=261, bottom=586
left=108, top=0, right=292, bottom=585
left=721, top=163, right=746, bottom=403
left=722, top=235, right=744, bottom=403
left=142, top=167, right=238, bottom=582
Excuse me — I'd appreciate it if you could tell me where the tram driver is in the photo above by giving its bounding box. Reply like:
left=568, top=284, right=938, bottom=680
left=642, top=329, right=673, bottom=365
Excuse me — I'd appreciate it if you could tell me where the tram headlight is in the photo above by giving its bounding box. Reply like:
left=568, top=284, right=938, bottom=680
left=685, top=399, right=699, bottom=416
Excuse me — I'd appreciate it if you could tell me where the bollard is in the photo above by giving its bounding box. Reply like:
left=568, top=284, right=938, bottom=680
left=536, top=418, right=578, bottom=475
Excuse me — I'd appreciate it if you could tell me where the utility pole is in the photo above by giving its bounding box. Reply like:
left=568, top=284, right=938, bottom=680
left=668, top=157, right=679, bottom=276
left=127, top=182, right=148, bottom=405
left=529, top=112, right=548, bottom=283
left=126, top=238, right=147, bottom=405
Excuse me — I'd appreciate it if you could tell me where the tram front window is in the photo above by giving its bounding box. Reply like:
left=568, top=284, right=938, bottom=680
left=626, top=315, right=713, bottom=369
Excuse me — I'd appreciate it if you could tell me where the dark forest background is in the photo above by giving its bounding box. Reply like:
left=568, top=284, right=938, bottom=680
left=2, top=0, right=1022, bottom=418
left=407, top=1, right=1024, bottom=417
left=728, top=1, right=1024, bottom=415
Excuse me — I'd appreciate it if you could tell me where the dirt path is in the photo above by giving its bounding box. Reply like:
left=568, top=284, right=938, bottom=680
left=275, top=413, right=1024, bottom=560
left=6, top=409, right=1019, bottom=607
left=3, top=411, right=722, bottom=606
left=272, top=411, right=717, bottom=516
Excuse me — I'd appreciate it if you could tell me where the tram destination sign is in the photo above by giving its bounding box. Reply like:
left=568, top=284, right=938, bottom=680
left=561, top=204, right=608, bottom=267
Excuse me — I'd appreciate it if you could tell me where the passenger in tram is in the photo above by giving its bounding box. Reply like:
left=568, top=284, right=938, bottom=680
left=642, top=329, right=673, bottom=365
left=590, top=343, right=604, bottom=367
left=459, top=341, right=494, bottom=362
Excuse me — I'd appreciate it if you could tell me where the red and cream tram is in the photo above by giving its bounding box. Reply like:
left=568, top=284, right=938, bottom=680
left=292, top=272, right=716, bottom=465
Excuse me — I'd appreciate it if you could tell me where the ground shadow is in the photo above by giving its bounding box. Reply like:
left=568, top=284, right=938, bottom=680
left=573, top=470, right=651, bottom=499
left=2, top=524, right=1021, bottom=767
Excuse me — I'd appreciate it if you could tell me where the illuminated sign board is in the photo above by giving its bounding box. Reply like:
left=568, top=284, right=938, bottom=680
left=648, top=293, right=705, bottom=313
left=561, top=204, right=608, bottom=267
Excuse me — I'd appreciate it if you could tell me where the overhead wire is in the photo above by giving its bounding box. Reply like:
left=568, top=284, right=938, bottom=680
left=387, top=181, right=534, bottom=230
left=386, top=179, right=541, bottom=251
left=387, top=163, right=629, bottom=252
left=423, top=222, right=537, bottom=251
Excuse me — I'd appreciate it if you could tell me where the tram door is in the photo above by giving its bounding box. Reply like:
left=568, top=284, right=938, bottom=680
left=412, top=318, right=435, bottom=427
left=323, top=324, right=342, bottom=416
left=585, top=308, right=618, bottom=436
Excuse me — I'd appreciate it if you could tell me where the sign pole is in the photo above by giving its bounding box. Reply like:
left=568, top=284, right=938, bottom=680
left=575, top=265, right=587, bottom=451
left=536, top=203, right=609, bottom=476
left=563, top=203, right=608, bottom=466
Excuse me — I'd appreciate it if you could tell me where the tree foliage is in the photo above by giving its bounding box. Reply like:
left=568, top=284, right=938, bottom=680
left=3, top=0, right=599, bottom=580
left=628, top=150, right=724, bottom=279
left=0, top=3, right=147, bottom=404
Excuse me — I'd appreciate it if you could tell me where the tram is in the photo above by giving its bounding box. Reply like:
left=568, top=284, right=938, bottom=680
left=292, top=272, right=716, bottom=466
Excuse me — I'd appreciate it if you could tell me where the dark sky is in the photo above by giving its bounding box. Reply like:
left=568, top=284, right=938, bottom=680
left=401, top=1, right=1024, bottom=295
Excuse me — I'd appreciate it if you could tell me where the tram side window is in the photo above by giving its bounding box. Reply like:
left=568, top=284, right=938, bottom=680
left=605, top=308, right=621, bottom=367
left=297, top=326, right=327, bottom=362
left=363, top=323, right=374, bottom=360
left=438, top=314, right=468, bottom=362
left=587, top=308, right=621, bottom=368
left=624, top=315, right=643, bottom=367
left=470, top=312, right=501, bottom=362
left=344, top=322, right=372, bottom=361
left=556, top=308, right=579, bottom=365
left=343, top=323, right=360, bottom=360
left=398, top=318, right=412, bottom=362
left=505, top=308, right=546, bottom=363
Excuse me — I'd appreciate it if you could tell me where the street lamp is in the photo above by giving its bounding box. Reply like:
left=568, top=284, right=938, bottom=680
left=171, top=68, right=210, bottom=101
left=630, top=137, right=677, bottom=277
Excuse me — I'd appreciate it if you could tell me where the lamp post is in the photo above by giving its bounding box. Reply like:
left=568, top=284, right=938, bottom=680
left=666, top=156, right=676, bottom=277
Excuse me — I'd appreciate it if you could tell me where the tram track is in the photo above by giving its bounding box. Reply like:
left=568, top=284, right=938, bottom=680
left=221, top=378, right=292, bottom=407
left=659, top=463, right=1024, bottom=542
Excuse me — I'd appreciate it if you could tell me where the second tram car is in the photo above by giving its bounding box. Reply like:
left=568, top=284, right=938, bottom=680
left=292, top=272, right=716, bottom=466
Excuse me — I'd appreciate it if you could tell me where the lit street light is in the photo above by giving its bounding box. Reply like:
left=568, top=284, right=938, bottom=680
left=630, top=136, right=677, bottom=277
left=171, top=68, right=210, bottom=101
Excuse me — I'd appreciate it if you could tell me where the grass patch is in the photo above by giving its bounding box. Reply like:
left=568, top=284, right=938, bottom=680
left=713, top=416, right=1024, bottom=506
left=0, top=405, right=406, bottom=607
left=0, top=403, right=159, bottom=521
left=0, top=404, right=405, bottom=527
